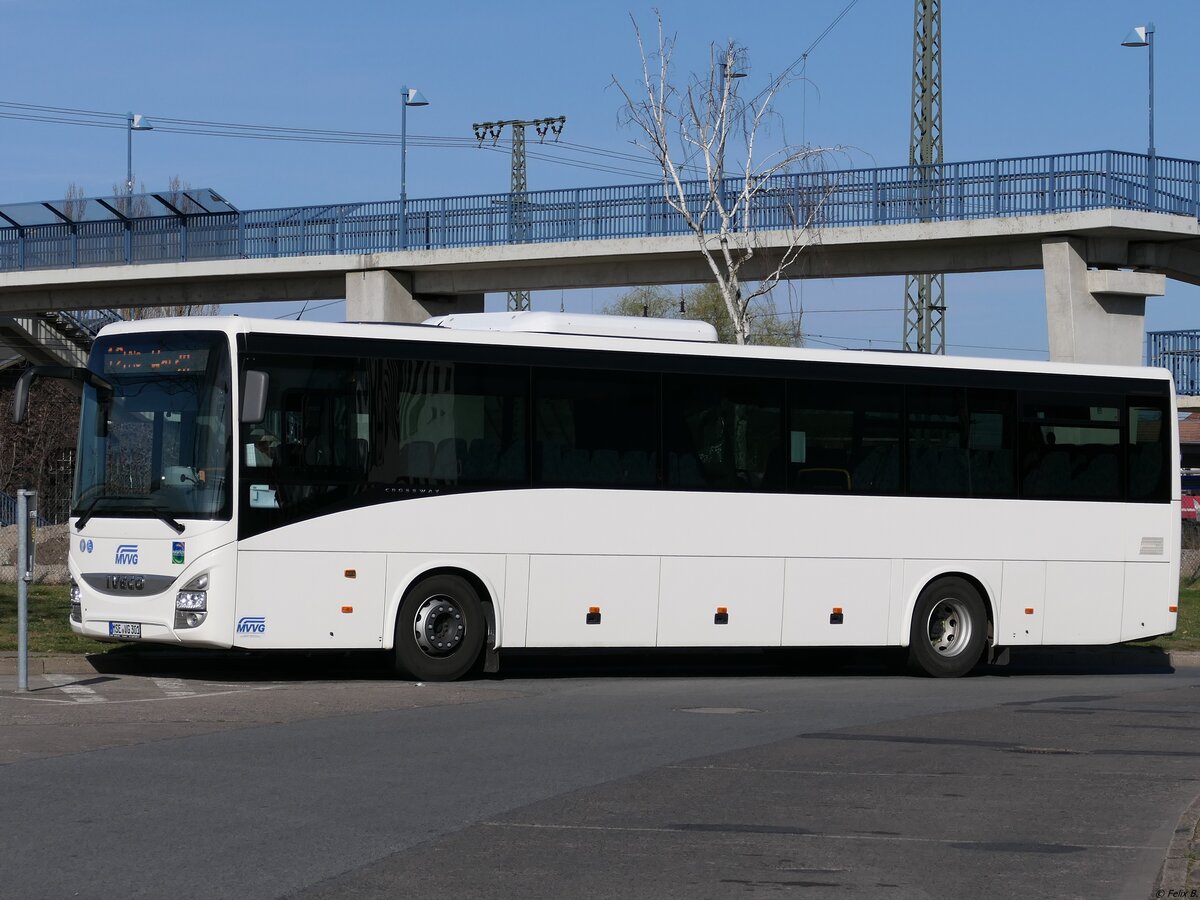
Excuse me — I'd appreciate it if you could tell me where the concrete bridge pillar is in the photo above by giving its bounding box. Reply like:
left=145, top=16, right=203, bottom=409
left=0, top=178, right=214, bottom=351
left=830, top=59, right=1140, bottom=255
left=345, top=269, right=483, bottom=323
left=1042, top=237, right=1165, bottom=366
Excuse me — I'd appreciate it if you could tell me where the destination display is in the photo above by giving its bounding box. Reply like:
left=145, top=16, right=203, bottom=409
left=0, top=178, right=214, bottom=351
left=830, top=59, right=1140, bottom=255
left=101, top=345, right=211, bottom=374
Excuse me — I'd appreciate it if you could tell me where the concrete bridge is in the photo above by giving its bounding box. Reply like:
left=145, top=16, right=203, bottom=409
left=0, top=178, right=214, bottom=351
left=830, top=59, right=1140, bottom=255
left=2, top=150, right=1199, bottom=366
left=0, top=309, right=119, bottom=369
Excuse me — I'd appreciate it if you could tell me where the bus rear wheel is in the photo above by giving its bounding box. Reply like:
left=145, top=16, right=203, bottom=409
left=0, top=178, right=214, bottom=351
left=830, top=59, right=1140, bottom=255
left=907, top=577, right=987, bottom=678
left=394, top=574, right=485, bottom=681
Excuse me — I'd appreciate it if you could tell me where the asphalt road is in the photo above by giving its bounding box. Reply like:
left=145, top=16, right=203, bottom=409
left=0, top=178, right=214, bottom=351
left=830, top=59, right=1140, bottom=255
left=1, top=651, right=1197, bottom=899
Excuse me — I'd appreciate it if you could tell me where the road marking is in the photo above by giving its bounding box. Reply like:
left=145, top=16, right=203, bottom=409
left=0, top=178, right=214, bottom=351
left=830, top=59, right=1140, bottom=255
left=0, top=680, right=278, bottom=704
left=152, top=677, right=195, bottom=699
left=42, top=674, right=105, bottom=704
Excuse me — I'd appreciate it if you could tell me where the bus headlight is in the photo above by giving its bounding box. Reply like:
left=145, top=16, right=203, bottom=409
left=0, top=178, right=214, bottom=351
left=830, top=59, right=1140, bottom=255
left=175, top=574, right=209, bottom=629
left=69, top=579, right=81, bottom=623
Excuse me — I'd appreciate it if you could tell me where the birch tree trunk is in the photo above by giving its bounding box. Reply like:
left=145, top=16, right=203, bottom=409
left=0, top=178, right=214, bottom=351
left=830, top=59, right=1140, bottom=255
left=614, top=13, right=838, bottom=344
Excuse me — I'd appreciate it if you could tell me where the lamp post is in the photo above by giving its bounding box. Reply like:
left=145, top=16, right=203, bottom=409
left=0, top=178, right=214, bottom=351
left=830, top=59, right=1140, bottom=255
left=126, top=112, right=154, bottom=198
left=1121, top=22, right=1156, bottom=208
left=399, top=86, right=429, bottom=249
left=718, top=47, right=747, bottom=94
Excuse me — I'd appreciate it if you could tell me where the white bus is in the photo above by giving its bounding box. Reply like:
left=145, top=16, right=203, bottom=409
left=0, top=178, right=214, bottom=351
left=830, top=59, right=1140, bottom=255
left=15, top=312, right=1179, bottom=679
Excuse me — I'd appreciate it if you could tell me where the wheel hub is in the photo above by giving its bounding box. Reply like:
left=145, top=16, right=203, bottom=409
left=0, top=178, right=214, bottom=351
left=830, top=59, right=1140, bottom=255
left=413, top=595, right=465, bottom=657
left=926, top=598, right=972, bottom=658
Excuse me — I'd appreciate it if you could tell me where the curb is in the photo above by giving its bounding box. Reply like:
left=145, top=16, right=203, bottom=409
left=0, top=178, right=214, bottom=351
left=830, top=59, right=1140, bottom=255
left=1156, top=792, right=1200, bottom=894
left=0, top=654, right=104, bottom=675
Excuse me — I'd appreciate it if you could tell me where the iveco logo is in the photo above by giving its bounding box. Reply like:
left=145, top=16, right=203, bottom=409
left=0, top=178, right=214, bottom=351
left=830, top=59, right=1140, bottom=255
left=105, top=574, right=145, bottom=592
left=114, top=544, right=139, bottom=565
left=236, top=616, right=266, bottom=635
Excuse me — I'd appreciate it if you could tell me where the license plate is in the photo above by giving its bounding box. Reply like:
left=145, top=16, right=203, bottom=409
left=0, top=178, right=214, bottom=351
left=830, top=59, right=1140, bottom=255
left=109, top=621, right=141, bottom=639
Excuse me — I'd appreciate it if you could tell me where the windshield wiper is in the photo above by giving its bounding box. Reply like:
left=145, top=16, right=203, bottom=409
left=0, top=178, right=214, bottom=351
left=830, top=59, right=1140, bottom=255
left=74, top=495, right=111, bottom=532
left=144, top=506, right=186, bottom=534
left=75, top=497, right=185, bottom=534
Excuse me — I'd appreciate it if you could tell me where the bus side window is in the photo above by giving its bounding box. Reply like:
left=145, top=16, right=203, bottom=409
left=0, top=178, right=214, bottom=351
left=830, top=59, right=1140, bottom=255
left=535, top=368, right=658, bottom=488
left=1020, top=393, right=1122, bottom=500
left=1128, top=400, right=1168, bottom=502
left=789, top=381, right=901, bottom=495
left=906, top=386, right=968, bottom=496
left=664, top=374, right=781, bottom=492
left=965, top=389, right=1016, bottom=498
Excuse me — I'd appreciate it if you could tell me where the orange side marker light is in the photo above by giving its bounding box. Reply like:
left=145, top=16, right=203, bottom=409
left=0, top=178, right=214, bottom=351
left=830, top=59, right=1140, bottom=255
left=1170, top=605, right=1179, bottom=613
left=1025, top=608, right=1035, bottom=615
left=341, top=606, right=354, bottom=614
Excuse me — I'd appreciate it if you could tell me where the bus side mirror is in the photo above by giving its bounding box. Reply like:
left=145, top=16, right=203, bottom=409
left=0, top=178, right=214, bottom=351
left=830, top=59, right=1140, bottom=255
left=12, top=369, right=34, bottom=424
left=241, top=370, right=269, bottom=424
left=12, top=365, right=112, bottom=425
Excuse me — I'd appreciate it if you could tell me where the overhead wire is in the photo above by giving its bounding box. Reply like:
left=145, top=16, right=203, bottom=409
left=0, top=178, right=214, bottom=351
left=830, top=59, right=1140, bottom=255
left=802, top=331, right=1045, bottom=356
left=743, top=0, right=861, bottom=108
left=0, top=100, right=665, bottom=181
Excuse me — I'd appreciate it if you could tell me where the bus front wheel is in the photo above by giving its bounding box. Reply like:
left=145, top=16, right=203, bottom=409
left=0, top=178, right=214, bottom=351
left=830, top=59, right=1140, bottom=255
left=907, top=577, right=987, bottom=678
left=394, top=574, right=485, bottom=681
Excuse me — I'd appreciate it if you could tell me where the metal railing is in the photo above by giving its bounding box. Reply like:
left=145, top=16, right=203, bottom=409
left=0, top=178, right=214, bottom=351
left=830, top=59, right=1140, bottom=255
left=1, top=150, right=1197, bottom=273
left=0, top=490, right=53, bottom=527
left=40, top=307, right=123, bottom=342
left=1147, top=329, right=1200, bottom=395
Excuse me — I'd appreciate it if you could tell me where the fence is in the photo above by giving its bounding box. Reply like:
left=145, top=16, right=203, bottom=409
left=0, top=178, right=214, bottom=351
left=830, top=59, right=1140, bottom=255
left=0, top=522, right=69, bottom=584
left=1, top=452, right=77, bottom=527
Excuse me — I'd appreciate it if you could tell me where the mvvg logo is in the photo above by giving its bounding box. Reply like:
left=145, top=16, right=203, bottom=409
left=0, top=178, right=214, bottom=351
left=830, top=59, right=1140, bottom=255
left=236, top=616, right=267, bottom=635
left=114, top=544, right=139, bottom=565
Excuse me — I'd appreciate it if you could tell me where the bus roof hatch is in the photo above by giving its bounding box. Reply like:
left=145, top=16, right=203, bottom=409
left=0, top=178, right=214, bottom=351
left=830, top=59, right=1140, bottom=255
left=424, top=311, right=719, bottom=343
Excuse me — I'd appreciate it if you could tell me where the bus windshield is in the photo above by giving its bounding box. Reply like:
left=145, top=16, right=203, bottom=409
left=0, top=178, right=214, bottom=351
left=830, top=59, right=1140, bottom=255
left=74, top=331, right=233, bottom=523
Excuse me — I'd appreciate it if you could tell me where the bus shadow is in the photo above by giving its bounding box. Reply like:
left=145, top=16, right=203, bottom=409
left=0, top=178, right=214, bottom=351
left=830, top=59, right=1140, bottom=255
left=82, top=644, right=1176, bottom=683
left=991, top=645, right=1175, bottom=676
left=491, top=648, right=909, bottom=679
left=83, top=645, right=906, bottom=682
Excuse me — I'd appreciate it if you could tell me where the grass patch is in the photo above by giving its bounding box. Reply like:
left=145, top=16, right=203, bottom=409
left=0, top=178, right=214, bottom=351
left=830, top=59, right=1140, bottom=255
left=1143, top=583, right=1200, bottom=651
left=0, top=584, right=111, bottom=654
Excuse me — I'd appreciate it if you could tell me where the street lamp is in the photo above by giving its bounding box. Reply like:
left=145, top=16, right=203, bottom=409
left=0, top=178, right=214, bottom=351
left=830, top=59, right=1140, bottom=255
left=1121, top=22, right=1156, bottom=208
left=399, top=85, right=429, bottom=249
left=718, top=47, right=747, bottom=91
left=126, top=112, right=154, bottom=198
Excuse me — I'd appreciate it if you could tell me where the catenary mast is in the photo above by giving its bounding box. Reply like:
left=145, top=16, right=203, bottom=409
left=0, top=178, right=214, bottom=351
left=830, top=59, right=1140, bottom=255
left=902, top=0, right=945, bottom=354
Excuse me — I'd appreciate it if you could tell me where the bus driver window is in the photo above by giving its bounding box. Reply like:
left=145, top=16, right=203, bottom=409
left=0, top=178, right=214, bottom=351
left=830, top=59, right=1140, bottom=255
left=247, top=428, right=280, bottom=508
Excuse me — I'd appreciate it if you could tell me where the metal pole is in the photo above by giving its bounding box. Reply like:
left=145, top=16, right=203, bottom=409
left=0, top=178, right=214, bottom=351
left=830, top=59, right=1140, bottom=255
left=126, top=112, right=134, bottom=196
left=15, top=490, right=31, bottom=692
left=400, top=86, right=409, bottom=250
left=1147, top=23, right=1156, bottom=211
left=1147, top=23, right=1156, bottom=159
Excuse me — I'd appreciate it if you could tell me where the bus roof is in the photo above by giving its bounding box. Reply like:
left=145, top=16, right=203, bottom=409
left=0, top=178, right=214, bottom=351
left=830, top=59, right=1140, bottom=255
left=97, top=313, right=1174, bottom=385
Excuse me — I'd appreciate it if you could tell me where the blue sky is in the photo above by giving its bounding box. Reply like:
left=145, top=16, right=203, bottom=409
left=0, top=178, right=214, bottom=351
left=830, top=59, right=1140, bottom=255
left=2, top=0, right=1197, bottom=358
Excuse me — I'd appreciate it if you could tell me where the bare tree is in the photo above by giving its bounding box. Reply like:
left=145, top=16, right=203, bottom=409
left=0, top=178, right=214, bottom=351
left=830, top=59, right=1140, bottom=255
left=0, top=375, right=79, bottom=521
left=62, top=182, right=88, bottom=222
left=613, top=12, right=838, bottom=344
left=110, top=179, right=153, bottom=218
